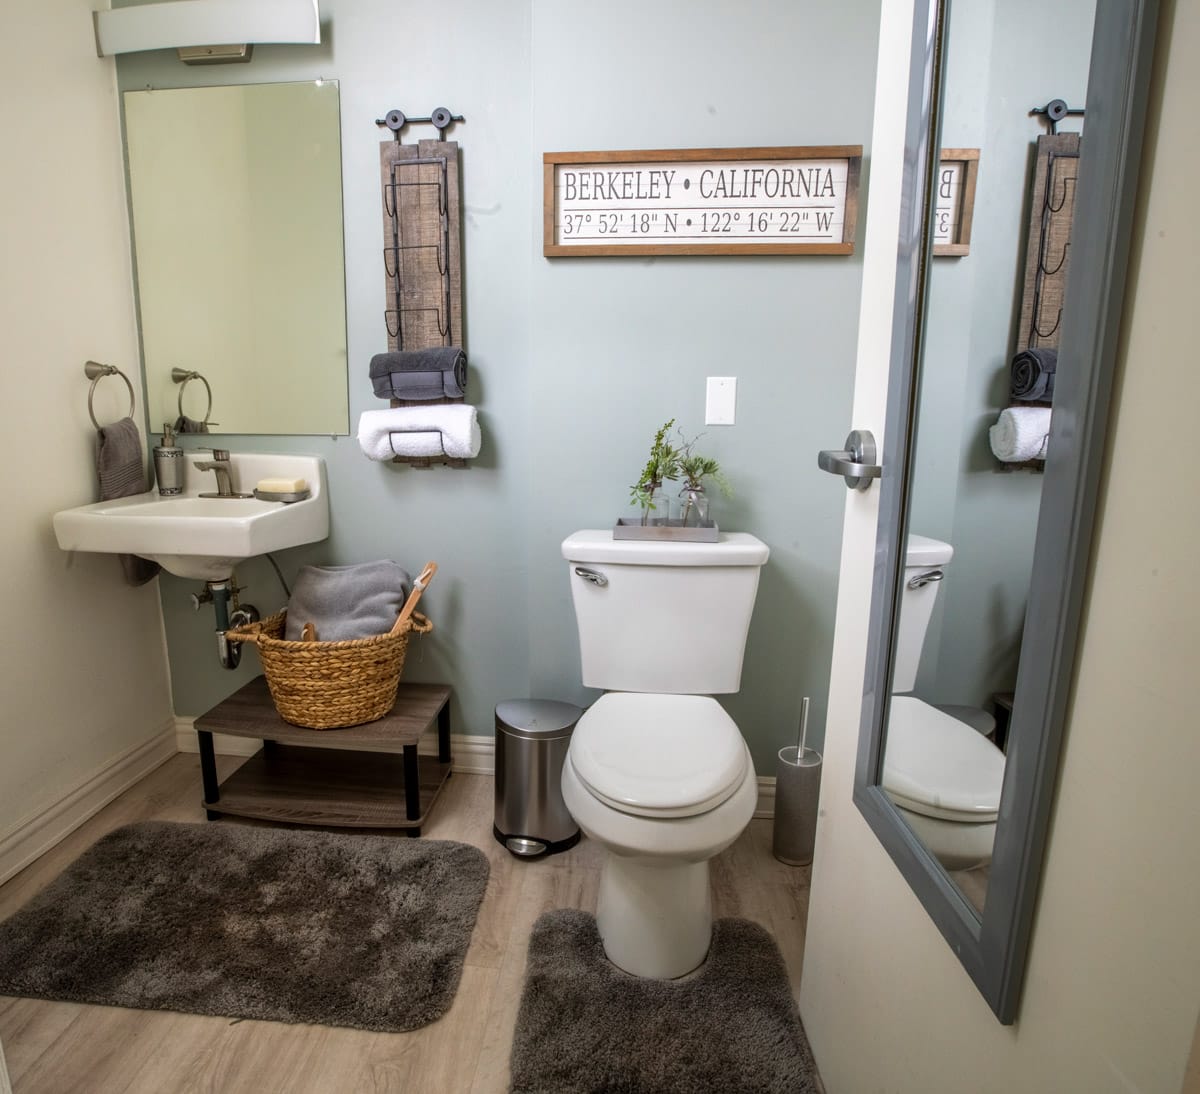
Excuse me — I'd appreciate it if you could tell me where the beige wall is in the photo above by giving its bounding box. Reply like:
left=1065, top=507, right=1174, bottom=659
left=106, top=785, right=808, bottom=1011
left=800, top=1, right=1200, bottom=1091
left=0, top=1, right=173, bottom=856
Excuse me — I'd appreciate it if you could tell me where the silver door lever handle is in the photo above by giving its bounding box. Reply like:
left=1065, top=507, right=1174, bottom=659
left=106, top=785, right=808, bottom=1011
left=817, top=430, right=881, bottom=490
left=817, top=450, right=879, bottom=477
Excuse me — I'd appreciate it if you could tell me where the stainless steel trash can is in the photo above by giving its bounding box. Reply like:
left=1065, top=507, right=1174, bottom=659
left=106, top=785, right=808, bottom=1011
left=493, top=699, right=582, bottom=858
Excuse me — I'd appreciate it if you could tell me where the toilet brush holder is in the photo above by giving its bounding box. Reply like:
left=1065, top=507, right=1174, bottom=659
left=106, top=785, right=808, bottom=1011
left=772, top=745, right=823, bottom=866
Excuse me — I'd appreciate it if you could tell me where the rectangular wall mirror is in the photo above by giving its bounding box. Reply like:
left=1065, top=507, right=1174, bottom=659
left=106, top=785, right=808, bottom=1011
left=124, top=80, right=350, bottom=436
left=852, top=0, right=1158, bottom=1023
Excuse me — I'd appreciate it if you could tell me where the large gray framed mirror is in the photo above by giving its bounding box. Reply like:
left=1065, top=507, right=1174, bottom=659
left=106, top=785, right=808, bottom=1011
left=123, top=80, right=349, bottom=436
left=853, top=0, right=1159, bottom=1023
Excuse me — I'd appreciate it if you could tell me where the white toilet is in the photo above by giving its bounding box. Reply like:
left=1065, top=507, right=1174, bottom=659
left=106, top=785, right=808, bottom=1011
left=559, top=530, right=769, bottom=979
left=884, top=534, right=1007, bottom=871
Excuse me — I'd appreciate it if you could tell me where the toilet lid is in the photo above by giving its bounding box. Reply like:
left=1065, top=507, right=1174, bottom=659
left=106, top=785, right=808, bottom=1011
left=882, top=697, right=1005, bottom=822
left=570, top=693, right=748, bottom=819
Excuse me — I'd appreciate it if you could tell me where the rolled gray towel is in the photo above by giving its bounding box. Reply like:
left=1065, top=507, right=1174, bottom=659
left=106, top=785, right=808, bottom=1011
left=96, top=418, right=159, bottom=586
left=370, top=347, right=467, bottom=400
left=1010, top=347, right=1057, bottom=402
left=284, top=561, right=412, bottom=641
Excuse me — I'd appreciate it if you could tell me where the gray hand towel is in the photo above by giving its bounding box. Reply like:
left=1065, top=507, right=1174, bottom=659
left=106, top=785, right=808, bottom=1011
left=284, top=561, right=412, bottom=641
left=96, top=417, right=160, bottom=586
left=370, top=347, right=467, bottom=401
left=1010, top=347, right=1057, bottom=402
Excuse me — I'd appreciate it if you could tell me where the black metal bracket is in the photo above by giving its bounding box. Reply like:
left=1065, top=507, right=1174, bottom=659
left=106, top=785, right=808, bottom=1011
left=374, top=106, right=464, bottom=142
left=1029, top=98, right=1085, bottom=135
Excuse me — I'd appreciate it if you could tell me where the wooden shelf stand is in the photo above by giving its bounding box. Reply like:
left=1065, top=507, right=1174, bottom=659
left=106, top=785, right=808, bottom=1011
left=194, top=677, right=453, bottom=835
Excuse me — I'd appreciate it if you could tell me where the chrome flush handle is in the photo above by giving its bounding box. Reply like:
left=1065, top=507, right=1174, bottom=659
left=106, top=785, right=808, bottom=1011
left=574, top=567, right=608, bottom=587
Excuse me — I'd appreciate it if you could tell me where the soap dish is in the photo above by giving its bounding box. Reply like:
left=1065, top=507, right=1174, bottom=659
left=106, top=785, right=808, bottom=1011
left=254, top=488, right=311, bottom=504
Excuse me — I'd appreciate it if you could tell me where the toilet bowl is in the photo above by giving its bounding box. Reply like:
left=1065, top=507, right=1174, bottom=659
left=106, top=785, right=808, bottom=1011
left=561, top=693, right=758, bottom=979
left=887, top=535, right=1007, bottom=870
left=560, top=530, right=769, bottom=979
left=883, top=696, right=1004, bottom=870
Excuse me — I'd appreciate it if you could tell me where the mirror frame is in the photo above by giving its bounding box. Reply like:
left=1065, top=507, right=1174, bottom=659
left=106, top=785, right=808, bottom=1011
left=852, top=0, right=1160, bottom=1024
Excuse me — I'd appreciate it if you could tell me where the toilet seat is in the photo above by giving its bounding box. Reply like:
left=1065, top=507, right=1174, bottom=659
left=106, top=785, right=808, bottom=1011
left=570, top=693, right=747, bottom=819
left=883, top=696, right=1005, bottom=823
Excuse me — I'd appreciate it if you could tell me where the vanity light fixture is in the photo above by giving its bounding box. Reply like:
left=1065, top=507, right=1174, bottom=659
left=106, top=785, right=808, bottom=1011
left=92, top=0, right=320, bottom=60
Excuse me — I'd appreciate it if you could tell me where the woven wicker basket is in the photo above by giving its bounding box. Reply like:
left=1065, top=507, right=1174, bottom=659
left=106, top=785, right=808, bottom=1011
left=225, top=610, right=433, bottom=729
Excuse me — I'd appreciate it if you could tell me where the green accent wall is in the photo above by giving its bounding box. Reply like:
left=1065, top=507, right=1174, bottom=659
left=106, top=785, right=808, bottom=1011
left=120, top=0, right=884, bottom=770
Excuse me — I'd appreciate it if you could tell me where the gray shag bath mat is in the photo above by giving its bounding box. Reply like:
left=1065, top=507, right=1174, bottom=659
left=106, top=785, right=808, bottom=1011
left=0, top=821, right=488, bottom=1032
left=510, top=909, right=819, bottom=1094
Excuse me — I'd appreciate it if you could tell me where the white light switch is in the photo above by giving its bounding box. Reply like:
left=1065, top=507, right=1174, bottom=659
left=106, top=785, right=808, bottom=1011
left=705, top=376, right=737, bottom=425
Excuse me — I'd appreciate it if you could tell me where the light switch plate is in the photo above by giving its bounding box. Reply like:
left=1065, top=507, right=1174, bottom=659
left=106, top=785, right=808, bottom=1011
left=705, top=376, right=737, bottom=425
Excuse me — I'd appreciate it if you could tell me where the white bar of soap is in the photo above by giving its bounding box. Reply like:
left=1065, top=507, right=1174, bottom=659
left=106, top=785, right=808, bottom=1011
left=256, top=477, right=307, bottom=493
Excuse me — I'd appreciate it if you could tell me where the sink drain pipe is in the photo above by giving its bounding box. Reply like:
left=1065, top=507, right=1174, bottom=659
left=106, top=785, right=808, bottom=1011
left=192, top=577, right=259, bottom=670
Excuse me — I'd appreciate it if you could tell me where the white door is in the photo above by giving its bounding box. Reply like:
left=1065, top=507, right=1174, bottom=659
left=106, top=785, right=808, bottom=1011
left=795, top=0, right=925, bottom=1049
left=811, top=0, right=917, bottom=792
left=798, top=0, right=1159, bottom=1052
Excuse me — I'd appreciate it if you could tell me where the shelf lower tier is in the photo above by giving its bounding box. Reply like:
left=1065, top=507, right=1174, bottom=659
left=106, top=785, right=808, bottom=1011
left=204, top=744, right=452, bottom=829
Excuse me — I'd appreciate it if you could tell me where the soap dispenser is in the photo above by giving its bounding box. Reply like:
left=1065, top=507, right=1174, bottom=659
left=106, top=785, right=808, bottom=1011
left=153, top=423, right=184, bottom=496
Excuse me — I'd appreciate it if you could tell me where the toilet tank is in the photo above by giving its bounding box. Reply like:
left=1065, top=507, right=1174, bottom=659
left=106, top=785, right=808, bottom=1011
left=562, top=530, right=770, bottom=694
left=892, top=534, right=954, bottom=693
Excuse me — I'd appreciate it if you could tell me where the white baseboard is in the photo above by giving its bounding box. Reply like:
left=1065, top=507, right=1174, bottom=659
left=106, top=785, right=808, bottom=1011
left=173, top=719, right=779, bottom=815
left=174, top=718, right=262, bottom=758
left=754, top=776, right=776, bottom=819
left=0, top=724, right=177, bottom=886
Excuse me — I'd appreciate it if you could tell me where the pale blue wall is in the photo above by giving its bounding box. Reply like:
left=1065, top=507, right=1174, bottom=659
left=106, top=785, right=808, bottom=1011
left=909, top=0, right=1094, bottom=709
left=118, top=0, right=882, bottom=770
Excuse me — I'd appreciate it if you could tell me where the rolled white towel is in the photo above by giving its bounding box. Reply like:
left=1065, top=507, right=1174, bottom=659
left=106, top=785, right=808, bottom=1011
left=989, top=406, right=1051, bottom=462
left=357, top=405, right=481, bottom=461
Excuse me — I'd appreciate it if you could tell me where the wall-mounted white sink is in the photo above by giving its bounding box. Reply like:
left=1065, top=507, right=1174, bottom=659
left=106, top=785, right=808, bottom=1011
left=53, top=452, right=328, bottom=581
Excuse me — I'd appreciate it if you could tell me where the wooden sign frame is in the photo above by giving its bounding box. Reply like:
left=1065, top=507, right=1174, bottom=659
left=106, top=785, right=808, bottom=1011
left=543, top=146, right=861, bottom=257
left=932, top=148, right=980, bottom=256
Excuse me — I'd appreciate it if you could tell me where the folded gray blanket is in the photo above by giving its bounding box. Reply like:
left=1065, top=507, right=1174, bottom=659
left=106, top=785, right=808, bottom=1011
left=1010, top=347, right=1057, bottom=402
left=370, top=347, right=467, bottom=400
left=284, top=561, right=412, bottom=641
left=96, top=418, right=159, bottom=587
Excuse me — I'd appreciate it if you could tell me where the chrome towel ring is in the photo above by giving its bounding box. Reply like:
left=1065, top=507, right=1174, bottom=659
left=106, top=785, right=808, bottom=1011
left=84, top=360, right=135, bottom=429
left=171, top=367, right=214, bottom=427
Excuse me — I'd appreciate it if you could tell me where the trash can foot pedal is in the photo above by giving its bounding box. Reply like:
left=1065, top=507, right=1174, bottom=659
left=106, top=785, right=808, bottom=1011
left=493, top=825, right=581, bottom=859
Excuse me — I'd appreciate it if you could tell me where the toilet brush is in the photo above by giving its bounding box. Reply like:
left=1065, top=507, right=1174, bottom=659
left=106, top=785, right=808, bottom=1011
left=774, top=695, right=820, bottom=865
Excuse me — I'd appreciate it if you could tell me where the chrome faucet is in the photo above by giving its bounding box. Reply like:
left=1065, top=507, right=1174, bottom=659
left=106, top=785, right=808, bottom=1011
left=195, top=449, right=254, bottom=498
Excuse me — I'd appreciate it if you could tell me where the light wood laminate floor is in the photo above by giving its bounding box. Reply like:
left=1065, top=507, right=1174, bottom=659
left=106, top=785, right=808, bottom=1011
left=0, top=753, right=812, bottom=1094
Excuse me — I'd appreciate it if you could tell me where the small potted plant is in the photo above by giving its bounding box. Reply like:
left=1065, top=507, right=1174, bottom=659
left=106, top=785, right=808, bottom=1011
left=629, top=418, right=681, bottom=525
left=675, top=430, right=731, bottom=527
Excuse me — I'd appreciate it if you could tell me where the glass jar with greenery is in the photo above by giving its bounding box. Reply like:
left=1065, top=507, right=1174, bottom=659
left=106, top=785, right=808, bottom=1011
left=676, top=433, right=731, bottom=527
left=629, top=419, right=681, bottom=526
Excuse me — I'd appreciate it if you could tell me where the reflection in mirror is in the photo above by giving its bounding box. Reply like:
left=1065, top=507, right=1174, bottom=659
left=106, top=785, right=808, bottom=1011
left=882, top=0, right=1095, bottom=917
left=853, top=0, right=1158, bottom=1023
left=124, top=81, right=349, bottom=436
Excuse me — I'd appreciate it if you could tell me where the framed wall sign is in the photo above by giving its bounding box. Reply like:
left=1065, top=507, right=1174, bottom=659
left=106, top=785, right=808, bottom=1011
left=543, top=146, right=862, bottom=257
left=932, top=148, right=980, bottom=256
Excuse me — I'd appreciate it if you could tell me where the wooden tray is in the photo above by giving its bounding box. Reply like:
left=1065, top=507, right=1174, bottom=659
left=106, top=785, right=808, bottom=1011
left=613, top=518, right=719, bottom=543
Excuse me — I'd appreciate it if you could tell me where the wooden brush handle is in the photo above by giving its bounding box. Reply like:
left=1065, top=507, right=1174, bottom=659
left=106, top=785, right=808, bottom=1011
left=389, top=562, right=437, bottom=636
left=301, top=622, right=317, bottom=642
